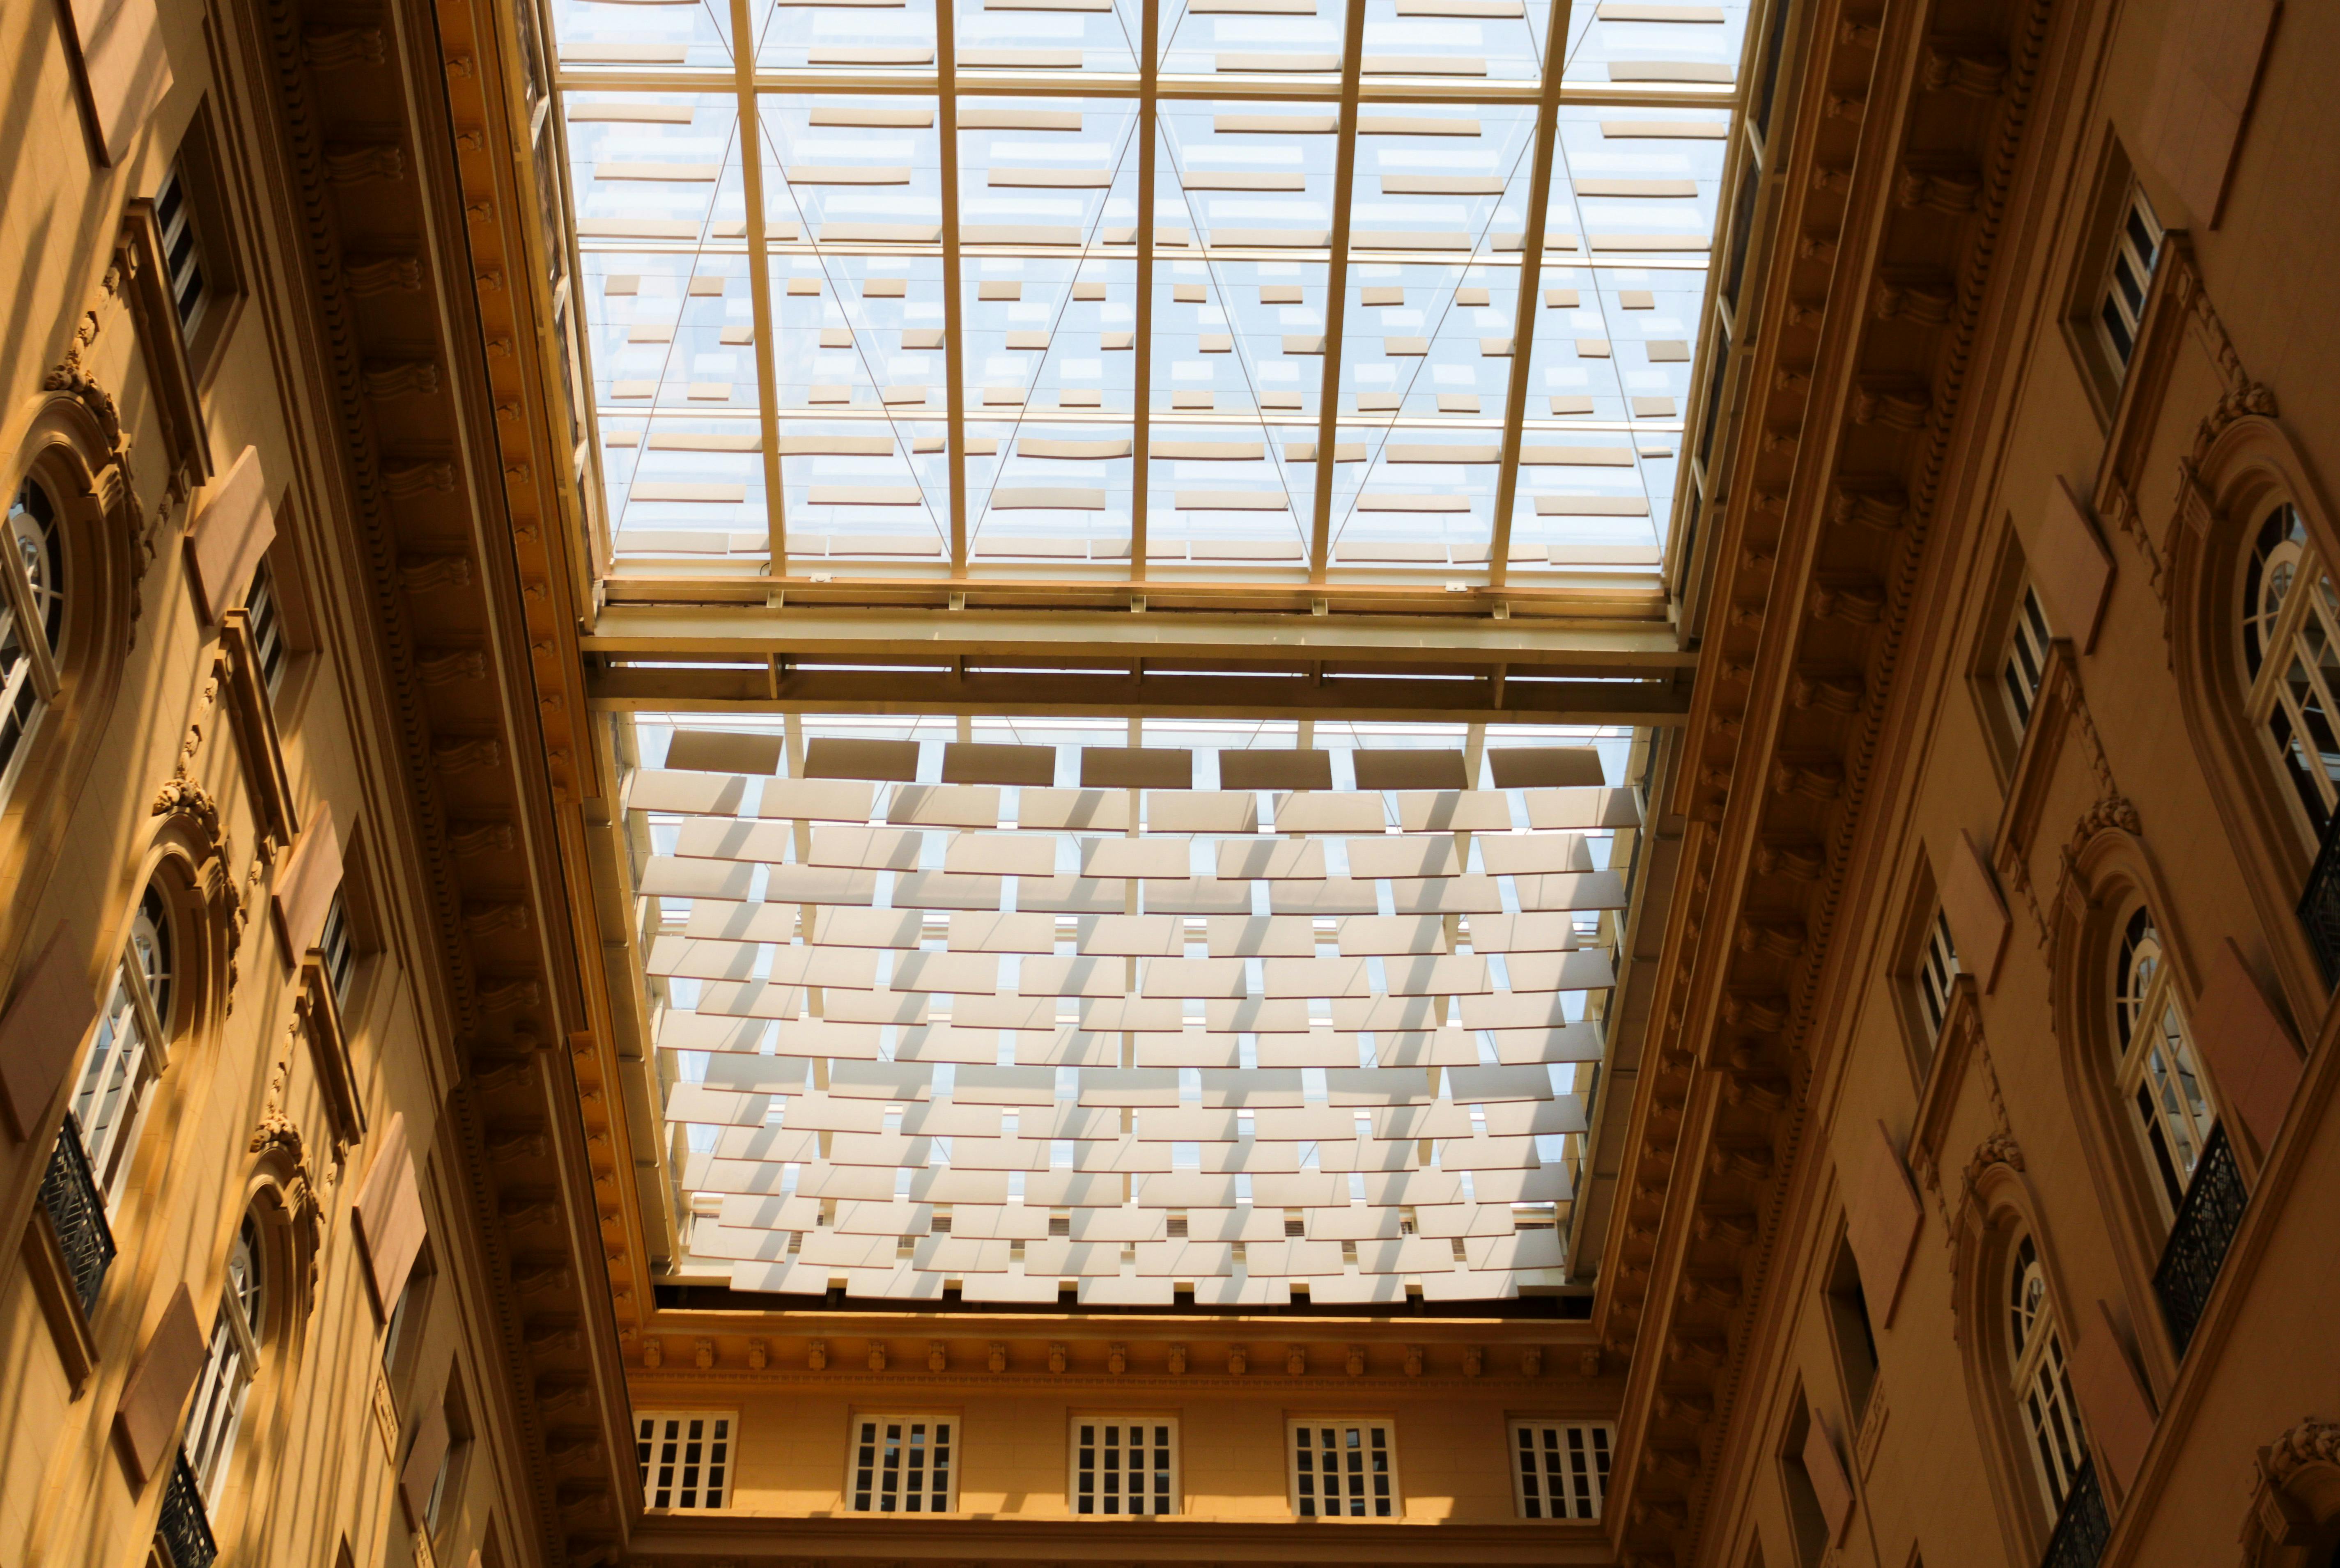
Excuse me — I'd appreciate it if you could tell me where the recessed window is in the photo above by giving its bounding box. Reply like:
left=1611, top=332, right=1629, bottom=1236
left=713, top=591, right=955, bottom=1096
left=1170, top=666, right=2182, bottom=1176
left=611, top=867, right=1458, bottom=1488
left=319, top=892, right=358, bottom=1014
left=2094, top=184, right=2163, bottom=374
left=2241, top=502, right=2340, bottom=842
left=848, top=1414, right=953, bottom=1513
left=636, top=1411, right=733, bottom=1509
left=1824, top=1233, right=1879, bottom=1423
left=246, top=558, right=288, bottom=699
left=71, top=887, right=176, bottom=1212
left=186, top=1215, right=266, bottom=1506
left=155, top=163, right=213, bottom=338
left=1915, top=908, right=1960, bottom=1044
left=2001, top=581, right=2053, bottom=735
left=2007, top=1237, right=2089, bottom=1515
left=2112, top=909, right=2218, bottom=1217
left=0, top=476, right=67, bottom=802
left=1510, top=1420, right=1608, bottom=1519
left=1288, top=1419, right=1397, bottom=1519
left=1071, top=1417, right=1177, bottom=1515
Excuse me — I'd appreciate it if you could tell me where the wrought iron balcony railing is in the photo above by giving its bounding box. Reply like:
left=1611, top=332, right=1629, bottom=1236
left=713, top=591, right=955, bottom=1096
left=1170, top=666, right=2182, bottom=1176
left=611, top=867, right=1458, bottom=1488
left=2296, top=811, right=2340, bottom=986
left=2040, top=1456, right=2110, bottom=1568
left=156, top=1449, right=217, bottom=1568
left=37, top=1113, right=116, bottom=1317
left=2152, top=1121, right=2247, bottom=1355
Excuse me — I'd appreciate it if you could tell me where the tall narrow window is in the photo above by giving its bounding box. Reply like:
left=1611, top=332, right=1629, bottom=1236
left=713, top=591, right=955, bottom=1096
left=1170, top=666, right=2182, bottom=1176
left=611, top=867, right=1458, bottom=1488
left=635, top=1411, right=732, bottom=1509
left=1071, top=1417, right=1177, bottom=1515
left=2002, top=582, right=2054, bottom=734
left=1915, top=907, right=1961, bottom=1045
left=1510, top=1421, right=1609, bottom=1520
left=2094, top=185, right=2163, bottom=374
left=2113, top=909, right=2218, bottom=1217
left=1825, top=1235, right=1880, bottom=1423
left=0, top=477, right=66, bottom=800
left=2007, top=1237, right=2088, bottom=1513
left=246, top=558, right=287, bottom=700
left=1288, top=1419, right=1398, bottom=1519
left=155, top=164, right=211, bottom=337
left=2241, top=502, right=2340, bottom=842
left=847, top=1414, right=952, bottom=1513
left=319, top=894, right=357, bottom=1014
left=70, top=887, right=175, bottom=1211
left=186, top=1216, right=265, bottom=1506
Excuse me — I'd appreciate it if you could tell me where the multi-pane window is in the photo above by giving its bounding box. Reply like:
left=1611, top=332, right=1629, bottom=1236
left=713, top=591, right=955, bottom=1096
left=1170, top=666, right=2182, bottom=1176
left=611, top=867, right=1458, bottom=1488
left=848, top=1414, right=953, bottom=1513
left=2007, top=1237, right=2088, bottom=1514
left=1511, top=1421, right=1610, bottom=1520
left=1071, top=1417, right=1176, bottom=1516
left=1915, top=908, right=1961, bottom=1043
left=70, top=887, right=175, bottom=1211
left=186, top=1216, right=265, bottom=1506
left=2001, top=582, right=2054, bottom=734
left=635, top=1412, right=733, bottom=1509
left=2113, top=909, right=2218, bottom=1217
left=1287, top=1420, right=1398, bottom=1519
left=2241, top=502, right=2340, bottom=842
left=2095, top=184, right=2163, bottom=374
left=246, top=558, right=287, bottom=699
left=154, top=164, right=210, bottom=336
left=319, top=893, right=358, bottom=1013
left=0, top=476, right=66, bottom=800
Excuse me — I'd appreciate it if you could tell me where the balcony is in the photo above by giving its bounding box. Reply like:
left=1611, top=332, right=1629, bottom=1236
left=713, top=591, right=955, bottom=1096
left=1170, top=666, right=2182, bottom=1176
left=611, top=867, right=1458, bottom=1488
left=2151, top=1121, right=2247, bottom=1355
left=37, top=1114, right=116, bottom=1316
left=156, top=1449, right=217, bottom=1568
left=2296, top=812, right=2340, bottom=986
left=2040, top=1457, right=2109, bottom=1568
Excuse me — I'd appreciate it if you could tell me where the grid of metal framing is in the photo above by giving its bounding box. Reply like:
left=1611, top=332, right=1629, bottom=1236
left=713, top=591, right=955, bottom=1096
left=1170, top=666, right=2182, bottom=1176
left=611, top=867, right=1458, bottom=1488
left=541, top=0, right=1752, bottom=588
left=641, top=713, right=1637, bottom=1303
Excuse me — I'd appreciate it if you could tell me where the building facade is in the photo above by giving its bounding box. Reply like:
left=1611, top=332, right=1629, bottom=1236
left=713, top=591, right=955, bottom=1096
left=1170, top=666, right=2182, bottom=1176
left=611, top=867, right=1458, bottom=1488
left=0, top=0, right=2331, bottom=1563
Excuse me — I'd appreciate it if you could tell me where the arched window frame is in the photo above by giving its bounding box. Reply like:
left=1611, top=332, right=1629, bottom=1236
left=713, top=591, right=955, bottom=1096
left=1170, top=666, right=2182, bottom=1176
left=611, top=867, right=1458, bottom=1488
left=69, top=884, right=177, bottom=1213
left=2238, top=502, right=2340, bottom=845
left=185, top=1213, right=266, bottom=1509
left=0, top=473, right=68, bottom=807
left=2006, top=1235, right=2090, bottom=1518
left=2110, top=905, right=2221, bottom=1223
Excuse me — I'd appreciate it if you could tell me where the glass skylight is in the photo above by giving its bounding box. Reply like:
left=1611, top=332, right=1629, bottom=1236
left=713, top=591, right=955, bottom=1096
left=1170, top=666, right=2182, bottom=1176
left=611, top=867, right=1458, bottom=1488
left=624, top=713, right=1646, bottom=1303
left=543, top=0, right=1748, bottom=586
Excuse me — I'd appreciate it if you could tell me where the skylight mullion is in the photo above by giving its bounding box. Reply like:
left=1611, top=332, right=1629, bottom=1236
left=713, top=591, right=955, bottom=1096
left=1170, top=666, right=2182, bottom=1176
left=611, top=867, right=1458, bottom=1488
left=1303, top=0, right=1370, bottom=583
left=729, top=2, right=790, bottom=572
left=1487, top=0, right=1570, bottom=592
left=1129, top=0, right=1160, bottom=580
left=938, top=6, right=970, bottom=573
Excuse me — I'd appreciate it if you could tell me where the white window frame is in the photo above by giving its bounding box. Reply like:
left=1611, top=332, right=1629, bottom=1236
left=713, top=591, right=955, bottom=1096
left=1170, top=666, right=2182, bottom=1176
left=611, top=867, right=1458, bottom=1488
left=319, top=892, right=358, bottom=1015
left=1068, top=1414, right=1178, bottom=1517
left=1509, top=1419, right=1610, bottom=1520
left=246, top=556, right=288, bottom=700
left=154, top=162, right=211, bottom=338
left=1286, top=1417, right=1400, bottom=1520
left=846, top=1412, right=955, bottom=1515
left=70, top=887, right=175, bottom=1213
left=2001, top=581, right=2053, bottom=735
left=635, top=1410, right=735, bottom=1510
left=2007, top=1237, right=2088, bottom=1515
left=186, top=1217, right=264, bottom=1507
left=2241, top=502, right=2340, bottom=842
left=1915, top=907, right=1961, bottom=1044
left=2094, top=183, right=2163, bottom=375
left=0, top=476, right=67, bottom=807
left=2113, top=909, right=2218, bottom=1219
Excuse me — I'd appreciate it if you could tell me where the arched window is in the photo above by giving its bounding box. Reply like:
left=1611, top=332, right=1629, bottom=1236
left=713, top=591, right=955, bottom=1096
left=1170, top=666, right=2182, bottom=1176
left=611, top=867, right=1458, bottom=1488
left=69, top=887, right=176, bottom=1210
left=186, top=1214, right=265, bottom=1506
left=2241, top=502, right=2340, bottom=842
left=2113, top=908, right=2218, bottom=1218
left=2007, top=1237, right=2088, bottom=1515
left=0, top=475, right=67, bottom=801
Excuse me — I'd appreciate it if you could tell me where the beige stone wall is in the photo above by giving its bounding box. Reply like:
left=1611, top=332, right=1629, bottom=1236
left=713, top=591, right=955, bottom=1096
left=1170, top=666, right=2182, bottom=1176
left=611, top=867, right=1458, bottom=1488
left=0, top=1, right=532, bottom=1567
left=1700, top=0, right=2340, bottom=1564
